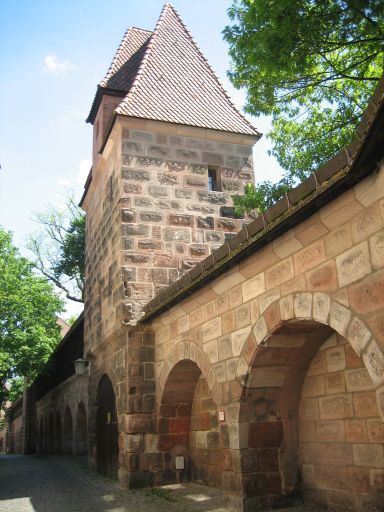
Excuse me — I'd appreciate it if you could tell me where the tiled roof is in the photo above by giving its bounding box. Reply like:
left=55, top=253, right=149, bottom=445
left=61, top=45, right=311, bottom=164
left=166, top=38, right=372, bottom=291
left=100, top=27, right=152, bottom=89
left=142, top=74, right=384, bottom=321
left=113, top=4, right=259, bottom=135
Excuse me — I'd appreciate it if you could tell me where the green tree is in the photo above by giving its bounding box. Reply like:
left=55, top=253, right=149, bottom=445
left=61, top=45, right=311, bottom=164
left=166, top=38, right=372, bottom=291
left=0, top=228, right=64, bottom=409
left=27, top=193, right=85, bottom=303
left=224, top=0, right=383, bottom=212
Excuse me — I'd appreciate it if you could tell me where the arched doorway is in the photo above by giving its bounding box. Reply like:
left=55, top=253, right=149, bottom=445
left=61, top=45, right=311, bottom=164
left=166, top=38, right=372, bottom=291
left=63, top=406, right=73, bottom=454
left=74, top=401, right=87, bottom=455
left=54, top=413, right=62, bottom=453
left=96, top=374, right=118, bottom=479
left=158, top=357, right=222, bottom=487
left=239, top=314, right=383, bottom=511
left=48, top=412, right=54, bottom=454
left=38, top=418, right=44, bottom=454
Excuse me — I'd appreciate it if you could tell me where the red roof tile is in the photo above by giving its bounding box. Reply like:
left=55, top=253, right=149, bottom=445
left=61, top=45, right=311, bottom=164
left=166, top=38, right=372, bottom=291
left=94, top=4, right=259, bottom=136
left=100, top=27, right=152, bottom=89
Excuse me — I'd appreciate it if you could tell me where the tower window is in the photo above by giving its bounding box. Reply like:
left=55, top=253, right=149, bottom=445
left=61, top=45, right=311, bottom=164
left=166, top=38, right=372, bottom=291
left=208, top=167, right=220, bottom=191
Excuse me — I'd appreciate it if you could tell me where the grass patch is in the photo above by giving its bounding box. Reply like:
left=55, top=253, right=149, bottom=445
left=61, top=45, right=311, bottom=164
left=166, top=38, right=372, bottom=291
left=145, top=487, right=177, bottom=502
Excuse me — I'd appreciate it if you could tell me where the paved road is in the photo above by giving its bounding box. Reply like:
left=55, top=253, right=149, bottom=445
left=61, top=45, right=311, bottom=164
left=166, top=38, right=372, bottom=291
left=0, top=455, right=231, bottom=512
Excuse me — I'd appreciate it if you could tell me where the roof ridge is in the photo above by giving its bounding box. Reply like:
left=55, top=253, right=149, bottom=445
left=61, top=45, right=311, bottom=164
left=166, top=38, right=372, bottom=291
left=101, top=25, right=152, bottom=87
left=115, top=4, right=168, bottom=114
left=164, top=3, right=259, bottom=135
left=131, top=26, right=153, bottom=33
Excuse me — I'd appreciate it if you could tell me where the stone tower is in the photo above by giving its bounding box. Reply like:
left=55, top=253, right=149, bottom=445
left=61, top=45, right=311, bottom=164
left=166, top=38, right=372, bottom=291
left=81, top=3, right=260, bottom=350
left=81, top=7, right=260, bottom=479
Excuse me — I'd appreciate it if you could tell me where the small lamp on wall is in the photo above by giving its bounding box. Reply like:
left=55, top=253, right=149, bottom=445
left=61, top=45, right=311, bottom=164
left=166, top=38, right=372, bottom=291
left=74, top=358, right=88, bottom=376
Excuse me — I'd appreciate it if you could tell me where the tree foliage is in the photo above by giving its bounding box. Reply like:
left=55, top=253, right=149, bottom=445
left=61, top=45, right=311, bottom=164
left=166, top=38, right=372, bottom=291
left=224, top=0, right=384, bottom=211
left=27, top=193, right=85, bottom=303
left=0, top=228, right=63, bottom=409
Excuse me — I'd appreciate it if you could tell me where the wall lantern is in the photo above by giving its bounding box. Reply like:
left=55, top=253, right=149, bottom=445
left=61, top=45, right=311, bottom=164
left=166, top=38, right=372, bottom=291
left=74, top=358, right=88, bottom=376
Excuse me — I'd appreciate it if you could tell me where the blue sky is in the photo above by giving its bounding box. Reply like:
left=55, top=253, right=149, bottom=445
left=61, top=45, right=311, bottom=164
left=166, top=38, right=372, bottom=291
left=0, top=0, right=282, bottom=316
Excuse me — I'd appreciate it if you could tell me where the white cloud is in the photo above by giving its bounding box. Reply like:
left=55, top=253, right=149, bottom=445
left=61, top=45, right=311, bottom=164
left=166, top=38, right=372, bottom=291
left=77, top=158, right=91, bottom=185
left=43, top=54, right=76, bottom=75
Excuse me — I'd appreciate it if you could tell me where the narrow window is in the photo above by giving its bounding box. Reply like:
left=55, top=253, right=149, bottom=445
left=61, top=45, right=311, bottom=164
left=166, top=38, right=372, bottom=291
left=208, top=167, right=220, bottom=191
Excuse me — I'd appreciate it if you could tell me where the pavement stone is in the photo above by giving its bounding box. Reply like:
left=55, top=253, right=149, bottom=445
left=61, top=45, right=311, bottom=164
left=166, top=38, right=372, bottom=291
left=0, top=455, right=323, bottom=512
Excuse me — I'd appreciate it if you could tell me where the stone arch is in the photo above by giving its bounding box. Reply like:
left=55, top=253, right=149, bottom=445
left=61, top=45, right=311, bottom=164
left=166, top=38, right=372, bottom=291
left=48, top=411, right=55, bottom=454
left=238, top=292, right=383, bottom=394
left=74, top=401, right=87, bottom=455
left=63, top=406, right=73, bottom=454
left=235, top=292, right=384, bottom=510
left=54, top=412, right=62, bottom=453
left=157, top=348, right=225, bottom=488
left=38, top=418, right=44, bottom=454
left=96, top=373, right=118, bottom=479
left=158, top=341, right=216, bottom=399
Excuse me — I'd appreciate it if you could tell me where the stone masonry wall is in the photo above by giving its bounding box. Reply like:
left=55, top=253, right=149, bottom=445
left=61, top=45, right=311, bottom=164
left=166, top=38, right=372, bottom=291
left=300, top=332, right=384, bottom=510
left=118, top=121, right=255, bottom=321
left=83, top=113, right=256, bottom=360
left=148, top=161, right=384, bottom=510
left=35, top=373, right=89, bottom=455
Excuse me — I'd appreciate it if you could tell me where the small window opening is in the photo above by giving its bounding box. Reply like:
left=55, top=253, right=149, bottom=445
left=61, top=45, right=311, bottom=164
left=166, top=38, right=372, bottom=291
left=208, top=167, right=220, bottom=191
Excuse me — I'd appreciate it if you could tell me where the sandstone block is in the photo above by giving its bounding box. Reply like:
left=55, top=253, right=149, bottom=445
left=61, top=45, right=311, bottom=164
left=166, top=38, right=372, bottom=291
left=213, top=361, right=226, bottom=383
left=315, top=420, right=345, bottom=442
left=218, top=335, right=232, bottom=360
left=272, top=229, right=303, bottom=258
left=279, top=295, right=294, bottom=321
left=231, top=326, right=252, bottom=356
left=213, top=269, right=245, bottom=296
left=324, top=371, right=346, bottom=395
left=249, top=366, right=289, bottom=388
left=370, top=468, right=384, bottom=492
left=242, top=273, right=265, bottom=302
left=300, top=398, right=320, bottom=420
left=326, top=346, right=346, bottom=372
left=306, top=260, right=338, bottom=291
left=376, top=385, right=384, bottom=421
left=345, top=419, right=367, bottom=442
left=222, top=310, right=236, bottom=335
left=329, top=302, right=351, bottom=335
left=235, top=303, right=250, bottom=329
left=348, top=269, right=384, bottom=314
left=294, top=292, right=312, bottom=319
left=353, top=443, right=384, bottom=468
left=307, top=350, right=327, bottom=376
left=351, top=202, right=382, bottom=244
left=302, top=375, right=325, bottom=398
left=353, top=391, right=379, bottom=417
left=367, top=419, right=384, bottom=443
left=203, top=339, right=219, bottom=363
left=363, top=338, right=384, bottom=385
left=370, top=229, right=384, bottom=269
left=268, top=267, right=298, bottom=300
left=202, top=317, right=221, bottom=343
left=345, top=368, right=374, bottom=392
left=253, top=316, right=268, bottom=346
left=320, top=189, right=363, bottom=229
left=319, top=393, right=354, bottom=419
left=258, top=289, right=280, bottom=315
left=122, top=168, right=150, bottom=181
left=336, top=241, right=371, bottom=287
left=294, top=240, right=326, bottom=275
left=324, top=224, right=353, bottom=259
left=163, top=226, right=191, bottom=243
left=346, top=316, right=371, bottom=356
left=312, top=292, right=330, bottom=324
left=225, top=358, right=237, bottom=381
left=148, top=185, right=169, bottom=198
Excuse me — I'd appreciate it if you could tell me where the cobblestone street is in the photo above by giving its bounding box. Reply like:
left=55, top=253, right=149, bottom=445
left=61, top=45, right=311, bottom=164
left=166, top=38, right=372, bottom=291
left=0, top=454, right=234, bottom=512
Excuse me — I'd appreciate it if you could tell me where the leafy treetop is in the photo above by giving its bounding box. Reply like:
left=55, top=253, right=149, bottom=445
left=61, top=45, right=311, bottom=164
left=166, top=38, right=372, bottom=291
left=224, top=0, right=383, bottom=213
left=0, top=228, right=63, bottom=409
